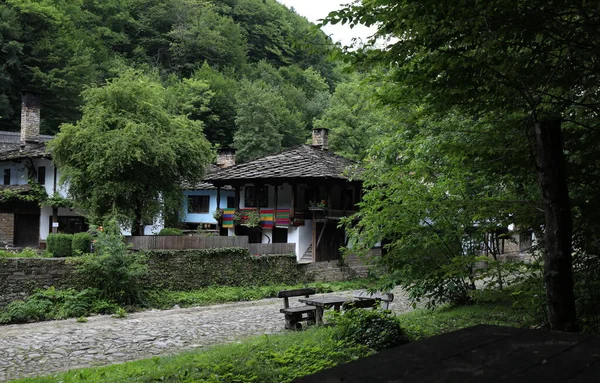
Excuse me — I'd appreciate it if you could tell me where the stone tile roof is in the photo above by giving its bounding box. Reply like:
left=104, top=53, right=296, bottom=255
left=181, top=165, right=233, bottom=190
left=206, top=145, right=360, bottom=183
left=0, top=131, right=52, bottom=161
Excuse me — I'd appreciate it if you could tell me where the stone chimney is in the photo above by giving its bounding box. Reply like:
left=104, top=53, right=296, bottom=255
left=216, top=148, right=236, bottom=168
left=311, top=128, right=329, bottom=150
left=20, top=91, right=41, bottom=144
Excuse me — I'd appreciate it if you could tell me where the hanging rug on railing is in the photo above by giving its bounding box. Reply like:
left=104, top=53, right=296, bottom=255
left=260, top=209, right=274, bottom=229
left=222, top=208, right=236, bottom=228
left=276, top=209, right=290, bottom=228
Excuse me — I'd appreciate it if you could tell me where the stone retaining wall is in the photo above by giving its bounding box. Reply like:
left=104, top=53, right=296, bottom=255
left=0, top=248, right=379, bottom=307
left=0, top=258, right=76, bottom=306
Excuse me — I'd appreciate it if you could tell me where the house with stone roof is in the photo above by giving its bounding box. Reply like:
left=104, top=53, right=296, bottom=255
left=206, top=129, right=363, bottom=262
left=0, top=92, right=86, bottom=248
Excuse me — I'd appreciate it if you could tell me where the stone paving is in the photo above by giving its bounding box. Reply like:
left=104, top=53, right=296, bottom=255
left=0, top=288, right=413, bottom=382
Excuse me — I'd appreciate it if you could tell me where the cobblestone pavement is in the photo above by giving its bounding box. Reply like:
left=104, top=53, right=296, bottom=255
left=0, top=288, right=413, bottom=382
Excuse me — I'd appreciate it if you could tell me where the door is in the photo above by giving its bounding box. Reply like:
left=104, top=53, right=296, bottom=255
left=14, top=214, right=40, bottom=248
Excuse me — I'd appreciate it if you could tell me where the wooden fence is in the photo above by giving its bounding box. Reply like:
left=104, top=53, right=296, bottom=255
left=248, top=243, right=295, bottom=255
left=126, top=235, right=296, bottom=255
left=126, top=235, right=248, bottom=250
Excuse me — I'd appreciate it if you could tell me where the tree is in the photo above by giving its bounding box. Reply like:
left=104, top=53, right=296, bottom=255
left=346, top=108, right=541, bottom=306
left=315, top=71, right=392, bottom=161
left=329, top=0, right=600, bottom=330
left=233, top=79, right=284, bottom=162
left=49, top=69, right=212, bottom=234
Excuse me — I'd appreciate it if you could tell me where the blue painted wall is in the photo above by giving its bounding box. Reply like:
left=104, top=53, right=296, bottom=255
left=182, top=189, right=235, bottom=224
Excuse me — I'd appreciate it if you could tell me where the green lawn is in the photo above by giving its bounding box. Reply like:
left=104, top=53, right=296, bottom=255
left=10, top=298, right=533, bottom=383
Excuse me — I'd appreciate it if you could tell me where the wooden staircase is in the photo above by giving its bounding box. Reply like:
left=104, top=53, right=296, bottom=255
left=299, top=244, right=313, bottom=263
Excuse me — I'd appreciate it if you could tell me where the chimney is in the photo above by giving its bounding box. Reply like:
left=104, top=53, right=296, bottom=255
left=311, top=128, right=329, bottom=150
left=216, top=148, right=236, bottom=168
left=20, top=91, right=41, bottom=144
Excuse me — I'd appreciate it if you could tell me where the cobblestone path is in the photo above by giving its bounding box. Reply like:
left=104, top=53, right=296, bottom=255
left=0, top=288, right=413, bottom=382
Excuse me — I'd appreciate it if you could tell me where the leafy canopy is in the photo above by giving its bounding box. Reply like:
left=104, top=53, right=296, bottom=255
left=49, top=68, right=212, bottom=231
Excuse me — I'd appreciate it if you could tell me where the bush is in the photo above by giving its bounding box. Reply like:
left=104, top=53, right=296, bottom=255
left=331, top=309, right=409, bottom=351
left=0, top=287, right=116, bottom=324
left=76, top=228, right=147, bottom=305
left=158, top=227, right=183, bottom=236
left=47, top=233, right=73, bottom=257
left=72, top=232, right=92, bottom=255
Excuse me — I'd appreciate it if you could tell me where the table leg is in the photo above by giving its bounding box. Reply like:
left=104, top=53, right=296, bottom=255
left=315, top=307, right=324, bottom=325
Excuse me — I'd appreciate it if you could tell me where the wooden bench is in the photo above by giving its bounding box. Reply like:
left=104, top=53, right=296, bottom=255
left=278, top=288, right=317, bottom=330
left=346, top=290, right=394, bottom=310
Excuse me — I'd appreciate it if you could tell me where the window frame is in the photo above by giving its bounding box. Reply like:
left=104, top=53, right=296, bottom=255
left=244, top=185, right=268, bottom=208
left=188, top=195, right=210, bottom=214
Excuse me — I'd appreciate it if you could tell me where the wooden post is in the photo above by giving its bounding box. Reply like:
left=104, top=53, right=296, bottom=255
left=291, top=183, right=296, bottom=218
left=274, top=184, right=279, bottom=218
left=216, top=186, right=221, bottom=210
left=326, top=182, right=332, bottom=217
left=312, top=212, right=317, bottom=262
left=52, top=166, right=58, bottom=234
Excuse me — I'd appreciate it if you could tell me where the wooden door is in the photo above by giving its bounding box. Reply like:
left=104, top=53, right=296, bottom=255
left=14, top=214, right=39, bottom=248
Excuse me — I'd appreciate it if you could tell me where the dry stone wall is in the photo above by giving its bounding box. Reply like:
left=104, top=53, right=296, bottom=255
left=0, top=248, right=380, bottom=307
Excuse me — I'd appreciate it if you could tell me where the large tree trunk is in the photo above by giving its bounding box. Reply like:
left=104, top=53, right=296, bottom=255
left=533, top=119, right=577, bottom=331
left=132, top=202, right=144, bottom=236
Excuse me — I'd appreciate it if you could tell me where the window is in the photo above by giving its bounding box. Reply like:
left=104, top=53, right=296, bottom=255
left=244, top=186, right=268, bottom=208
left=37, top=166, right=46, bottom=185
left=49, top=216, right=88, bottom=234
left=227, top=196, right=235, bottom=208
left=3, top=169, right=10, bottom=185
left=188, top=195, right=210, bottom=213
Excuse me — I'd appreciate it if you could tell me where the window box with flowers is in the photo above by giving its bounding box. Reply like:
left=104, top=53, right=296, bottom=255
left=308, top=200, right=327, bottom=211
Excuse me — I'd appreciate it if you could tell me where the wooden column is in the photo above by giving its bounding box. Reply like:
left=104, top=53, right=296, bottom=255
left=234, top=185, right=240, bottom=209
left=216, top=186, right=221, bottom=210
left=291, top=183, right=296, bottom=218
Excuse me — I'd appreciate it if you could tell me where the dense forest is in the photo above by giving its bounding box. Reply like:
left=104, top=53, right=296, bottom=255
left=0, top=0, right=380, bottom=162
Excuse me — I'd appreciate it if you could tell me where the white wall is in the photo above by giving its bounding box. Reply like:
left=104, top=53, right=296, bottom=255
left=290, top=219, right=312, bottom=261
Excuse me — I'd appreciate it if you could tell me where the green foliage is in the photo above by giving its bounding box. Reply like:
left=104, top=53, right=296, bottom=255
left=330, top=309, right=408, bottom=351
left=112, top=307, right=128, bottom=319
left=0, top=0, right=339, bottom=134
left=12, top=326, right=372, bottom=383
left=0, top=247, right=43, bottom=258
left=71, top=233, right=92, bottom=255
left=76, top=316, right=88, bottom=323
left=76, top=229, right=147, bottom=306
left=157, top=227, right=183, bottom=236
left=43, top=192, right=73, bottom=208
left=0, top=287, right=117, bottom=324
left=397, top=301, right=534, bottom=341
left=145, top=279, right=373, bottom=309
left=49, top=68, right=212, bottom=234
left=47, top=233, right=73, bottom=258
left=234, top=79, right=284, bottom=162
left=315, top=70, right=393, bottom=161
left=143, top=248, right=306, bottom=289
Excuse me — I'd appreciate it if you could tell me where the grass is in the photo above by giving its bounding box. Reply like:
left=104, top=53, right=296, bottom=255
left=144, top=279, right=375, bottom=309
left=8, top=296, right=532, bottom=383
left=10, top=326, right=372, bottom=383
left=398, top=301, right=537, bottom=341
left=0, top=248, right=49, bottom=258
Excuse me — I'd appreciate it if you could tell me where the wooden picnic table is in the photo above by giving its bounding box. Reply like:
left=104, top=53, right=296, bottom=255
left=299, top=296, right=351, bottom=325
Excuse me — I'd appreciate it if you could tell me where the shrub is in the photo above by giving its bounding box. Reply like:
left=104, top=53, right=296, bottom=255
left=158, top=227, right=183, bottom=236
left=47, top=233, right=73, bottom=257
left=0, top=287, right=106, bottom=324
left=72, top=232, right=92, bottom=255
left=76, top=228, right=147, bottom=305
left=331, top=309, right=409, bottom=351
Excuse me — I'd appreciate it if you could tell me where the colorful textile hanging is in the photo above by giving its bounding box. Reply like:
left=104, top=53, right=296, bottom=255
left=240, top=208, right=256, bottom=225
left=222, top=208, right=236, bottom=228
left=260, top=209, right=274, bottom=229
left=293, top=211, right=305, bottom=226
left=276, top=209, right=291, bottom=228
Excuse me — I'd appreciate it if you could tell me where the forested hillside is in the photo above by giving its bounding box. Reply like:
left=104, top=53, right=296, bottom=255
left=0, top=0, right=363, bottom=161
